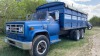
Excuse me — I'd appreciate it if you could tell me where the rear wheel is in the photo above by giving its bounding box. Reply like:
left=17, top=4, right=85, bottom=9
left=80, top=29, right=85, bottom=39
left=70, top=30, right=80, bottom=41
left=70, top=30, right=74, bottom=40
left=30, top=35, right=50, bottom=56
left=74, top=30, right=80, bottom=41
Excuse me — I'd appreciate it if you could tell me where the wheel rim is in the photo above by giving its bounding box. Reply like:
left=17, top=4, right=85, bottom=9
left=77, top=31, right=80, bottom=40
left=36, top=40, right=47, bottom=55
left=89, top=27, right=91, bottom=29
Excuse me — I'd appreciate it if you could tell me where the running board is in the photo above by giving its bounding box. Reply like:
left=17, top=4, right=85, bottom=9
left=50, top=39, right=61, bottom=44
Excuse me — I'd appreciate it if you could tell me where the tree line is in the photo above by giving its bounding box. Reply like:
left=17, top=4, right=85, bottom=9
left=0, top=0, right=46, bottom=33
left=89, top=16, right=100, bottom=26
left=0, top=0, right=100, bottom=33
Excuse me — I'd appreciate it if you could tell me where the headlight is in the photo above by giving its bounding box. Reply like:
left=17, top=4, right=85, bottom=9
left=19, top=27, right=23, bottom=32
left=6, top=26, right=9, bottom=31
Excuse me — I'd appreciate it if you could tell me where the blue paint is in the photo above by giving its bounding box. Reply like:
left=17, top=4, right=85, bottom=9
left=6, top=2, right=88, bottom=45
left=50, top=35, right=60, bottom=44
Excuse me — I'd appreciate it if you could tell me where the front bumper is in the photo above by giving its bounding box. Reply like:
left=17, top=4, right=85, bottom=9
left=5, top=37, right=32, bottom=50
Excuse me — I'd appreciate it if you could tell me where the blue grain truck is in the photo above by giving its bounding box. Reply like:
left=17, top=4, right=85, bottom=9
left=5, top=2, right=87, bottom=56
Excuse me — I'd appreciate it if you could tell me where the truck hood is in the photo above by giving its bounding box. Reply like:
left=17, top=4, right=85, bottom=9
left=6, top=21, right=42, bottom=24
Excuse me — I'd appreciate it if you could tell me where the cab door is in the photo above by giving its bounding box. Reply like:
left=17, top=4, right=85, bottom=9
left=47, top=11, right=60, bottom=36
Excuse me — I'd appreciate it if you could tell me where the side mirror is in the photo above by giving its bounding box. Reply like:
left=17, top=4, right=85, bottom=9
left=55, top=11, right=59, bottom=20
left=26, top=14, right=31, bottom=20
left=48, top=16, right=53, bottom=21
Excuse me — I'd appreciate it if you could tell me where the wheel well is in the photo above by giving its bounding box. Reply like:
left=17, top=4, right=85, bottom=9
left=33, top=32, right=50, bottom=41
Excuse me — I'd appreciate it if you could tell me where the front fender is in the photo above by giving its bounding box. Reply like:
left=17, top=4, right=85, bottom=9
left=28, top=29, right=49, bottom=41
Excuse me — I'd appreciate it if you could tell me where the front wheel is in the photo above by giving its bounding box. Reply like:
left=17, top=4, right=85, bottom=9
left=30, top=35, right=50, bottom=56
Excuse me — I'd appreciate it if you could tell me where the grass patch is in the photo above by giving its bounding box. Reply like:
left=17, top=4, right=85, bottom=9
left=0, top=27, right=100, bottom=56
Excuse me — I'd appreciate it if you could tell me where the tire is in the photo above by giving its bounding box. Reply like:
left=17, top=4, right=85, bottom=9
left=87, top=26, right=92, bottom=30
left=80, top=29, right=84, bottom=39
left=88, top=26, right=92, bottom=30
left=30, top=35, right=50, bottom=56
left=70, top=30, right=80, bottom=41
left=70, top=30, right=75, bottom=40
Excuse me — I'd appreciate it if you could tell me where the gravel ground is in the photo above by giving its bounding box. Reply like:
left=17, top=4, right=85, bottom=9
left=76, top=29, right=100, bottom=56
left=66, top=27, right=100, bottom=56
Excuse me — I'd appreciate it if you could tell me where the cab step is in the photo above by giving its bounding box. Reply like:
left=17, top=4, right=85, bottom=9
left=50, top=39, right=61, bottom=44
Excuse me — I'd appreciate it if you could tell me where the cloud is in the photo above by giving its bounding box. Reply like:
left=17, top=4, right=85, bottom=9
left=92, top=4, right=100, bottom=17
left=74, top=0, right=91, bottom=2
left=58, top=0, right=100, bottom=20
left=47, top=0, right=100, bottom=20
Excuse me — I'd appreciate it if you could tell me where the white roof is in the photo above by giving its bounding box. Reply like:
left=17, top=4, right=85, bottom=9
left=65, top=4, right=88, bottom=15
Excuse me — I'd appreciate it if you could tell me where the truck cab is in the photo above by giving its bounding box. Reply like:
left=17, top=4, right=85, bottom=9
left=5, top=10, right=61, bottom=56
left=5, top=2, right=87, bottom=56
left=5, top=10, right=60, bottom=46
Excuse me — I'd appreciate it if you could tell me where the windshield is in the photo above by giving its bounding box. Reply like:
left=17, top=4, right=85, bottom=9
left=27, top=11, right=47, bottom=21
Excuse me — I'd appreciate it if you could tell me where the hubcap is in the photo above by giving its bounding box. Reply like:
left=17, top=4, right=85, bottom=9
left=37, top=40, right=47, bottom=55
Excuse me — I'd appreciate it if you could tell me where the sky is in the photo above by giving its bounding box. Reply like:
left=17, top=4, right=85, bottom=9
left=46, top=0, right=100, bottom=20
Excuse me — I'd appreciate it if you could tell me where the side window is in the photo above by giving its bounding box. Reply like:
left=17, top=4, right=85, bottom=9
left=48, top=11, right=59, bottom=21
left=49, top=12, right=56, bottom=20
left=65, top=14, right=71, bottom=19
left=72, top=16, right=77, bottom=20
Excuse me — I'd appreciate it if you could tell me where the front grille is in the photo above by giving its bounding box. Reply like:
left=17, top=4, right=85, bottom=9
left=6, top=24, right=24, bottom=34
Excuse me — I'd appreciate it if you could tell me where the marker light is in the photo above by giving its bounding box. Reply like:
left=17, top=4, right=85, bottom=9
left=30, top=27, right=34, bottom=30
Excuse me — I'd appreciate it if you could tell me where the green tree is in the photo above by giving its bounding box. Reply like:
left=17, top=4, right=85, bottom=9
left=90, top=16, right=100, bottom=26
left=0, top=0, right=46, bottom=33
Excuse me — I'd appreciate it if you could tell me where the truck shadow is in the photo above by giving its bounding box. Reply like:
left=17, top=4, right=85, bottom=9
left=48, top=35, right=85, bottom=54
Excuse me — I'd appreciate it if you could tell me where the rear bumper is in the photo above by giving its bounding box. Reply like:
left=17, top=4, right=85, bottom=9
left=5, top=37, right=32, bottom=50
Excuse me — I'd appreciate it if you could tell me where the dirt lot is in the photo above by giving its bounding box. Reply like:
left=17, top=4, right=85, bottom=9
left=74, top=27, right=100, bottom=56
left=0, top=27, right=100, bottom=56
left=76, top=29, right=100, bottom=56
